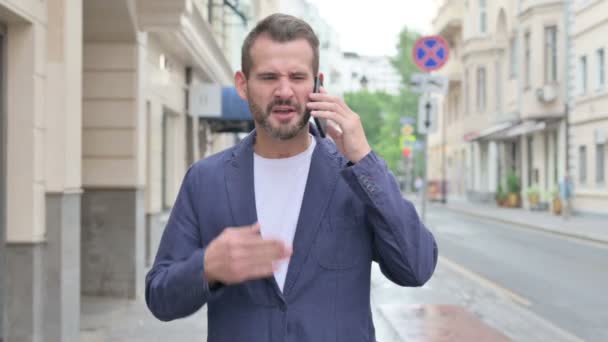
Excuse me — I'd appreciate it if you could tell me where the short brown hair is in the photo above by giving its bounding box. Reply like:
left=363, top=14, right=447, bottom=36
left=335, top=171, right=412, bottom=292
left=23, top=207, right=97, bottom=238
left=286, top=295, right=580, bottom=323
left=241, top=13, right=320, bottom=78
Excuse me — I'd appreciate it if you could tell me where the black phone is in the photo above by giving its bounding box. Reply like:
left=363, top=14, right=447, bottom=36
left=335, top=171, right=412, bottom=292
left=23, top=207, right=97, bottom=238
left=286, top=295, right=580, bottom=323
left=310, top=75, right=326, bottom=138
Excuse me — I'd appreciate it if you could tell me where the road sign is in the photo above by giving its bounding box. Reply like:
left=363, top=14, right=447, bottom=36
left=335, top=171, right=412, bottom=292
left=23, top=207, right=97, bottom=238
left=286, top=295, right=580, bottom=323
left=409, top=73, right=449, bottom=95
left=412, top=35, right=450, bottom=72
left=417, top=95, right=437, bottom=134
left=401, top=124, right=414, bottom=136
left=400, top=117, right=416, bottom=125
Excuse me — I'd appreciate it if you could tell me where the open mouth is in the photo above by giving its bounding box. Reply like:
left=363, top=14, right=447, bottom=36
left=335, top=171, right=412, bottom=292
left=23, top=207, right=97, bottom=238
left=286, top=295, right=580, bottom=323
left=271, top=106, right=297, bottom=120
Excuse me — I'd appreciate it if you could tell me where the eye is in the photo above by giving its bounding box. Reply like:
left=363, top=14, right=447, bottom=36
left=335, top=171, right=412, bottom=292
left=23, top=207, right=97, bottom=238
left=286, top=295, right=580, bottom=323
left=259, top=74, right=277, bottom=80
left=291, top=74, right=307, bottom=80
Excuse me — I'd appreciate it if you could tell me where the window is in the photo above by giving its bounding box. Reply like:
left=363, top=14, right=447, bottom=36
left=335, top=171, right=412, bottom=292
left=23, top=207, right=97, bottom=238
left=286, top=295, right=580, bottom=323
left=524, top=32, right=531, bottom=88
left=455, top=94, right=460, bottom=121
left=544, top=26, right=558, bottom=83
left=510, top=37, right=517, bottom=78
left=527, top=137, right=534, bottom=187
left=597, top=144, right=605, bottom=184
left=477, top=67, right=486, bottom=113
left=579, top=145, right=587, bottom=183
left=596, top=48, right=605, bottom=90
left=479, top=0, right=487, bottom=34
left=465, top=68, right=470, bottom=115
left=579, top=55, right=588, bottom=94
left=496, top=58, right=503, bottom=111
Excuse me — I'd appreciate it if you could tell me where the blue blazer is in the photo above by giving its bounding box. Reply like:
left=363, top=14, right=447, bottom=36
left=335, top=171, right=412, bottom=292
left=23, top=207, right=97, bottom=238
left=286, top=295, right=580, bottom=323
left=146, top=128, right=438, bottom=342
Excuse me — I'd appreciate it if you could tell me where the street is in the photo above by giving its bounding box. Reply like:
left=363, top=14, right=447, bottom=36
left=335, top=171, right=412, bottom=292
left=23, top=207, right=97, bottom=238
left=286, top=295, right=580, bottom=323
left=80, top=204, right=607, bottom=342
left=372, top=205, right=608, bottom=342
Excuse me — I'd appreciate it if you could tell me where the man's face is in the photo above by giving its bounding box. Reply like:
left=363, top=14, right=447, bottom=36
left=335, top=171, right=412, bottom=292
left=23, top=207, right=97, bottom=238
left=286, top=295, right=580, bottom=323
left=236, top=35, right=315, bottom=140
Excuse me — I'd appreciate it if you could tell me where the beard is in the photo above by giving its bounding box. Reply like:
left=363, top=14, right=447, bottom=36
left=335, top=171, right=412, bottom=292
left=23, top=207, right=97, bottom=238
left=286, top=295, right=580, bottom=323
left=248, top=96, right=310, bottom=141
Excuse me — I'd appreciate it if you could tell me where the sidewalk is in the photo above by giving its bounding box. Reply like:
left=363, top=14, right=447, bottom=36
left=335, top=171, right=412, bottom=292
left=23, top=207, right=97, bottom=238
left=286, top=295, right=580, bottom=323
left=438, top=198, right=608, bottom=244
left=80, top=295, right=208, bottom=342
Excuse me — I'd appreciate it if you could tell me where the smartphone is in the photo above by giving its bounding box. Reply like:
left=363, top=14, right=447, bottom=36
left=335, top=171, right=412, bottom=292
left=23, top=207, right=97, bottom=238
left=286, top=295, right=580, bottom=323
left=310, top=75, right=326, bottom=138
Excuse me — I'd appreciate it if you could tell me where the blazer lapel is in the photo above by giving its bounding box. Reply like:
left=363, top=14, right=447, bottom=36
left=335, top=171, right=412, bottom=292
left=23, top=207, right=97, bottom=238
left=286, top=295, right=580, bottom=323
left=282, top=136, right=341, bottom=296
left=224, top=132, right=257, bottom=227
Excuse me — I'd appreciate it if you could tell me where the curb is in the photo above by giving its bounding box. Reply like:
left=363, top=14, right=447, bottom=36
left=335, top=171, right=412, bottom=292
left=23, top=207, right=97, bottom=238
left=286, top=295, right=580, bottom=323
left=443, top=206, right=608, bottom=245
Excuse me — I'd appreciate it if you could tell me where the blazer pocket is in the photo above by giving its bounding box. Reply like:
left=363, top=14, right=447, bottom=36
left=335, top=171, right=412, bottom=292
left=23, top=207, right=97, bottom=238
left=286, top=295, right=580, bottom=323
left=313, top=215, right=370, bottom=270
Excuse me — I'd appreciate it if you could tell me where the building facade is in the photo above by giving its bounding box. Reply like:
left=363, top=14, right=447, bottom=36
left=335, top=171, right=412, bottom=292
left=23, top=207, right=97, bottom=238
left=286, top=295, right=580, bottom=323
left=430, top=0, right=573, bottom=210
left=571, top=0, right=608, bottom=214
left=0, top=0, right=260, bottom=340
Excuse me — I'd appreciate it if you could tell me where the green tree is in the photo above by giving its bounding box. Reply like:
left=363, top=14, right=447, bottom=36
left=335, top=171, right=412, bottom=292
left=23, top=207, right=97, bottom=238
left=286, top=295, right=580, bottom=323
left=391, top=28, right=421, bottom=84
left=344, top=91, right=385, bottom=147
left=390, top=27, right=424, bottom=177
left=343, top=26, right=422, bottom=175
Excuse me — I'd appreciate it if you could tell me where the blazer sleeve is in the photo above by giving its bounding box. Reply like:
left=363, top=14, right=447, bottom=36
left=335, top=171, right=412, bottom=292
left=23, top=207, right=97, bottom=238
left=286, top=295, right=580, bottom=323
left=145, top=166, right=223, bottom=321
left=341, top=151, right=438, bottom=286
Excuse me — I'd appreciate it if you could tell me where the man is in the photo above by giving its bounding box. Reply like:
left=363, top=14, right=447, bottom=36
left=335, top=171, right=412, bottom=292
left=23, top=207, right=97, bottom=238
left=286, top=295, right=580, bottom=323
left=146, top=13, right=437, bottom=342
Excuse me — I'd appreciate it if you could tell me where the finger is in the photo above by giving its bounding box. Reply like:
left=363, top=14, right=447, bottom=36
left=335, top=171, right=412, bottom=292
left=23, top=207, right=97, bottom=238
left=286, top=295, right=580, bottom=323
left=325, top=122, right=343, bottom=142
left=237, top=238, right=291, bottom=260
left=256, top=240, right=292, bottom=260
left=306, top=101, right=345, bottom=117
left=311, top=110, right=346, bottom=127
left=250, top=222, right=261, bottom=234
left=319, top=85, right=328, bottom=94
left=309, top=92, right=348, bottom=111
left=248, top=243, right=292, bottom=267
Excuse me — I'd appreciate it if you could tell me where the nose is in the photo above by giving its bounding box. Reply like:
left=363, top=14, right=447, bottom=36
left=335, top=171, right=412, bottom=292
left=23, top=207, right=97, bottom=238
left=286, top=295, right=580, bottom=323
left=274, top=78, right=295, bottom=99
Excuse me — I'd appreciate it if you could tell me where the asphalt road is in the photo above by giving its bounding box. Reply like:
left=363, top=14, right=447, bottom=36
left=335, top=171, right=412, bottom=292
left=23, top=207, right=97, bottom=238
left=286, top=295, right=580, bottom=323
left=426, top=207, right=608, bottom=342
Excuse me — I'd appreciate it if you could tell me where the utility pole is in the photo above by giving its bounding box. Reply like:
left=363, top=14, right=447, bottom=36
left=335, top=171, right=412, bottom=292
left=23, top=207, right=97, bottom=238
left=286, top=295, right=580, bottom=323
left=441, top=95, right=447, bottom=204
left=421, top=94, right=431, bottom=223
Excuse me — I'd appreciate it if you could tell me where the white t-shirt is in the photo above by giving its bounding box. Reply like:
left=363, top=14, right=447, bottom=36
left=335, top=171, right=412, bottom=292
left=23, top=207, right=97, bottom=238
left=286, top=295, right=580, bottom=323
left=253, top=136, right=316, bottom=291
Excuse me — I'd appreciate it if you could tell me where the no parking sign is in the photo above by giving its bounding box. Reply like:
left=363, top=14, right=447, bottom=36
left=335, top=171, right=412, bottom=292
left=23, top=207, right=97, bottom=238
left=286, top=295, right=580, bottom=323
left=412, top=35, right=450, bottom=72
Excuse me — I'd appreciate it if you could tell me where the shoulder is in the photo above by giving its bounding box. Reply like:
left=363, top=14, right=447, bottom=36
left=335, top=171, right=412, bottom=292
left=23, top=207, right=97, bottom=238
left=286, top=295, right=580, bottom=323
left=185, top=146, right=235, bottom=184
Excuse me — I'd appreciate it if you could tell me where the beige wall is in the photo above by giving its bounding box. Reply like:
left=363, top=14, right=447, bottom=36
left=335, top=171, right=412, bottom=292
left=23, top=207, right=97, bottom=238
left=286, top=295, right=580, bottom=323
left=45, top=0, right=82, bottom=193
left=4, top=19, right=45, bottom=242
left=144, top=35, right=189, bottom=214
left=83, top=42, right=141, bottom=187
left=2, top=0, right=83, bottom=242
left=518, top=3, right=565, bottom=119
left=571, top=0, right=608, bottom=213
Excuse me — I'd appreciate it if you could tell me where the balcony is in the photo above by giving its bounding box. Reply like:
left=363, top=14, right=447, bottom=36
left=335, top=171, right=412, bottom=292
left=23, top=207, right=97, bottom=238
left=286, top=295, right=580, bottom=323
left=135, top=0, right=234, bottom=85
left=438, top=57, right=463, bottom=84
left=432, top=0, right=464, bottom=39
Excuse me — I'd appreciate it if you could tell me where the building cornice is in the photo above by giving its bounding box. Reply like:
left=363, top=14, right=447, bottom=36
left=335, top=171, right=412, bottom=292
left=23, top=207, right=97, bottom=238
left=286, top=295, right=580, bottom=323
left=134, top=0, right=233, bottom=85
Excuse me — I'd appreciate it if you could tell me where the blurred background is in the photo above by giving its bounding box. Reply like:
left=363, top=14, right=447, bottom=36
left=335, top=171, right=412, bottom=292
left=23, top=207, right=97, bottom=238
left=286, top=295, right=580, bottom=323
left=0, top=0, right=606, bottom=341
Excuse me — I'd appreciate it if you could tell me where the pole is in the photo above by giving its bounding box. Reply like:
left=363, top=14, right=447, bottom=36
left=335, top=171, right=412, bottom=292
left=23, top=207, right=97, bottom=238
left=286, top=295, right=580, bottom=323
left=441, top=93, right=447, bottom=204
left=421, top=93, right=430, bottom=224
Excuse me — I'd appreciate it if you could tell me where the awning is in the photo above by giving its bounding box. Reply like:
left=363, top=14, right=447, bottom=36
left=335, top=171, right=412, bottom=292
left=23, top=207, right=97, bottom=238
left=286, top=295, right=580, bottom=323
left=220, top=86, right=253, bottom=121
left=190, top=84, right=254, bottom=133
left=505, top=120, right=545, bottom=137
left=464, top=120, right=518, bottom=142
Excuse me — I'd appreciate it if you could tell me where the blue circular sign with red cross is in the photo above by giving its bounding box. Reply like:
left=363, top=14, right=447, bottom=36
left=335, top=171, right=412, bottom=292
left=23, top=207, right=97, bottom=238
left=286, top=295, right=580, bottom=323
left=412, top=35, right=450, bottom=72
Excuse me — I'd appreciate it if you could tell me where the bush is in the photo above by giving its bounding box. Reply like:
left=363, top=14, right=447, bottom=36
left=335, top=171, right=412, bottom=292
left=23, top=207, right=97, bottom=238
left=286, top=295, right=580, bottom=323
left=525, top=185, right=540, bottom=198
left=506, top=171, right=520, bottom=194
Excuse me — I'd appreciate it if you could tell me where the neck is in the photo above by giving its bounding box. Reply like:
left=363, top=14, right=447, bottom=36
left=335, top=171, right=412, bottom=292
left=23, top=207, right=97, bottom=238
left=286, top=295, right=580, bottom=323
left=254, top=125, right=311, bottom=159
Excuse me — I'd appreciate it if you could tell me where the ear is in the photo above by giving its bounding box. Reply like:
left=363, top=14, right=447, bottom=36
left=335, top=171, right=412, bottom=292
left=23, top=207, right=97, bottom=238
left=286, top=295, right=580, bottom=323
left=234, top=71, right=248, bottom=100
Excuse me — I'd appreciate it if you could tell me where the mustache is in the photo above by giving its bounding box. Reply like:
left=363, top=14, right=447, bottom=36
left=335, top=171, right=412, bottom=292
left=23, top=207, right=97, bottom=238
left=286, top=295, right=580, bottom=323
left=266, top=99, right=302, bottom=113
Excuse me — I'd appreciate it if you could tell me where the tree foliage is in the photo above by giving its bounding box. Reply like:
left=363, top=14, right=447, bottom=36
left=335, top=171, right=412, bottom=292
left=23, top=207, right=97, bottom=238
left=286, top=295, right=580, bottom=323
left=344, top=27, right=422, bottom=174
